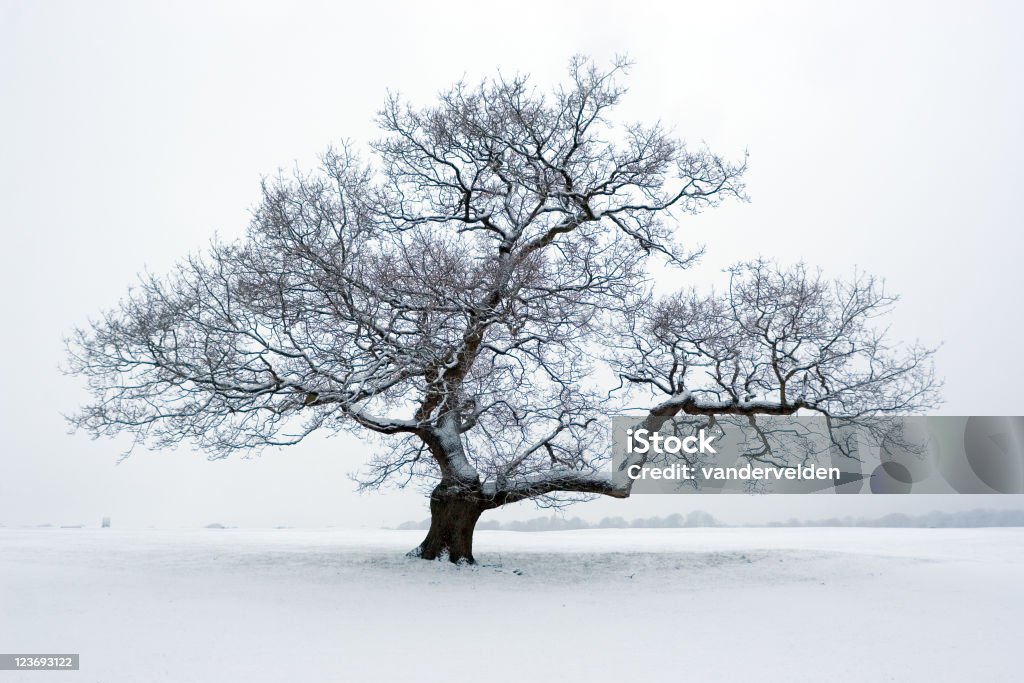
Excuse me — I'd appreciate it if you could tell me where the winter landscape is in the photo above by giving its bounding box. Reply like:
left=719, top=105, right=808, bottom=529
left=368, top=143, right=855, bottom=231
left=4, top=3, right=1024, bottom=682
left=2, top=526, right=1021, bottom=682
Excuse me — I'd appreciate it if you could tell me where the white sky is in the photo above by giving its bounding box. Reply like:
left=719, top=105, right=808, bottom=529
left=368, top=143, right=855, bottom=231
left=2, top=0, right=1023, bottom=528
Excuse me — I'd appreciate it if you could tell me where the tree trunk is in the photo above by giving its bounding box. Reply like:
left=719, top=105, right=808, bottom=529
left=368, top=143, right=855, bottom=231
left=408, top=484, right=484, bottom=564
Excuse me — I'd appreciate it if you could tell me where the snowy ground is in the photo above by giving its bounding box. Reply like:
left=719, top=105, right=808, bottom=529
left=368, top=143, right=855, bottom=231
left=1, top=527, right=1021, bottom=682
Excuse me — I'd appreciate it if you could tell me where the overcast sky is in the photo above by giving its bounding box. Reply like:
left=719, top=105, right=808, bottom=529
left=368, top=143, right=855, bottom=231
left=2, top=0, right=1023, bottom=528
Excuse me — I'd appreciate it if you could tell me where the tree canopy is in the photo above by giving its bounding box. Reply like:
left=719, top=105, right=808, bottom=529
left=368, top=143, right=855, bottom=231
left=67, top=58, right=938, bottom=562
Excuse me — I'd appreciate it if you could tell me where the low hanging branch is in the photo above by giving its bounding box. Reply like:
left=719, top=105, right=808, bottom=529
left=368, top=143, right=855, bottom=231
left=591, top=259, right=942, bottom=493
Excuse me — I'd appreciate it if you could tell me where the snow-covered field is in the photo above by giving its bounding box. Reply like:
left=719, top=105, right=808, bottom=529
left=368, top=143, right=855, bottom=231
left=1, top=527, right=1021, bottom=682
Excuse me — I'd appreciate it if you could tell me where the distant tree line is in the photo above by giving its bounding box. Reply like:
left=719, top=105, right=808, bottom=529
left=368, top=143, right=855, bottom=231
left=396, top=510, right=721, bottom=531
left=765, top=508, right=1024, bottom=528
left=395, top=508, right=1024, bottom=531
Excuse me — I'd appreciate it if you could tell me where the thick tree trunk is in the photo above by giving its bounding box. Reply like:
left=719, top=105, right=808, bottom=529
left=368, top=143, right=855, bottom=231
left=408, top=484, right=484, bottom=564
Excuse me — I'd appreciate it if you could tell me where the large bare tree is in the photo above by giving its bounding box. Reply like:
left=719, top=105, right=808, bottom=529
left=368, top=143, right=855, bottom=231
left=67, top=58, right=937, bottom=563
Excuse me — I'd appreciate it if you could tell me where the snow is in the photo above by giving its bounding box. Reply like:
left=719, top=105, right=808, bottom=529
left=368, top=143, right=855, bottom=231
left=1, top=527, right=1021, bottom=682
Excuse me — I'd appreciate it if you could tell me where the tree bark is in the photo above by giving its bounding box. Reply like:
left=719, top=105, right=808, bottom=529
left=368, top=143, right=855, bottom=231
left=408, top=484, right=485, bottom=564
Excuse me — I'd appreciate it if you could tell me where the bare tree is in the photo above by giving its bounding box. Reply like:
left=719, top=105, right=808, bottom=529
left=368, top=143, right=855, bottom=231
left=66, top=58, right=935, bottom=563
